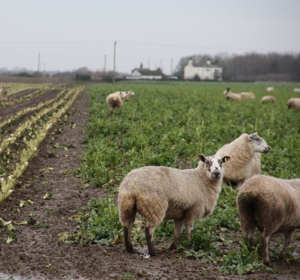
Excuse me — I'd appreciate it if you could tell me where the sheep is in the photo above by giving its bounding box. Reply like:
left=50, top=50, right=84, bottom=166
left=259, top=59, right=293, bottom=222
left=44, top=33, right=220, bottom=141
left=261, top=96, right=276, bottom=103
left=224, top=88, right=241, bottom=101
left=0, top=87, right=10, bottom=101
left=287, top=98, right=300, bottom=110
left=240, top=92, right=255, bottom=99
left=293, top=88, right=300, bottom=92
left=266, top=87, right=274, bottom=92
left=215, top=132, right=270, bottom=189
left=125, top=91, right=135, bottom=101
left=237, top=174, right=300, bottom=266
left=118, top=154, right=231, bottom=256
left=106, top=91, right=127, bottom=114
left=224, top=88, right=255, bottom=100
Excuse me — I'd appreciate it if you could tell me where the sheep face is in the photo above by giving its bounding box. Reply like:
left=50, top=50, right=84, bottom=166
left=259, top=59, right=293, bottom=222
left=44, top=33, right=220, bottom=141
left=199, top=154, right=230, bottom=180
left=248, top=133, right=270, bottom=154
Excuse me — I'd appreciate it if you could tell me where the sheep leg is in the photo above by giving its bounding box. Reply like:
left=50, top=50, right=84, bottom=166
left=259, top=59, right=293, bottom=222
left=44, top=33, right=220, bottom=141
left=124, top=225, right=134, bottom=253
left=261, top=233, right=271, bottom=266
left=145, top=227, right=156, bottom=256
left=170, top=219, right=185, bottom=250
left=279, top=230, right=293, bottom=260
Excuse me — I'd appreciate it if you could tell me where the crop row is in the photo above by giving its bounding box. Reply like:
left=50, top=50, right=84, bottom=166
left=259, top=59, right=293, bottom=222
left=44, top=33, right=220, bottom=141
left=0, top=89, right=68, bottom=132
left=0, top=85, right=84, bottom=203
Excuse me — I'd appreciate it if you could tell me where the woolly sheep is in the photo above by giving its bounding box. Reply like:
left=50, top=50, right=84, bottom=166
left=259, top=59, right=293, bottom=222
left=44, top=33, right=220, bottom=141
left=125, top=91, right=135, bottom=101
left=237, top=174, right=300, bottom=266
left=106, top=91, right=127, bottom=114
left=118, top=154, right=230, bottom=256
left=215, top=133, right=270, bottom=189
left=293, top=88, right=300, bottom=92
left=224, top=88, right=241, bottom=101
left=287, top=98, right=300, bottom=110
left=240, top=92, right=255, bottom=99
left=0, top=87, right=10, bottom=101
left=261, top=96, right=276, bottom=103
left=266, top=87, right=274, bottom=92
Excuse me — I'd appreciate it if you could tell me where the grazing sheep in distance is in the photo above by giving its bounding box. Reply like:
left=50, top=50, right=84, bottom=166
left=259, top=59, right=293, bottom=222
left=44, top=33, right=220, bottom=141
left=240, top=92, right=255, bottom=99
left=125, top=91, right=135, bottom=101
left=237, top=174, right=300, bottom=266
left=224, top=88, right=255, bottom=100
left=215, top=132, right=270, bottom=189
left=106, top=91, right=127, bottom=115
left=0, top=87, right=10, bottom=101
left=266, top=87, right=274, bottom=92
left=224, top=88, right=241, bottom=101
left=261, top=96, right=276, bottom=103
left=293, top=88, right=300, bottom=92
left=287, top=98, right=300, bottom=110
left=118, top=154, right=230, bottom=256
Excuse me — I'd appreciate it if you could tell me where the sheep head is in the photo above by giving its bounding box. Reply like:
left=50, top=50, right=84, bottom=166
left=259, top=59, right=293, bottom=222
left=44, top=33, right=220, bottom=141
left=247, top=133, right=271, bottom=154
left=198, top=154, right=230, bottom=180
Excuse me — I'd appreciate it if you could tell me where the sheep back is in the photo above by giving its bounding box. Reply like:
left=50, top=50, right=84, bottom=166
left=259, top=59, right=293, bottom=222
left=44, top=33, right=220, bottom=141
left=261, top=96, right=276, bottom=103
left=118, top=164, right=218, bottom=225
left=287, top=98, right=300, bottom=110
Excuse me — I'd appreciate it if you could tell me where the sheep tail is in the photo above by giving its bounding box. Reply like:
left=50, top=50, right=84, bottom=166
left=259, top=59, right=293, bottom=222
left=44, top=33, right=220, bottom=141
left=237, top=191, right=259, bottom=234
left=118, top=192, right=137, bottom=226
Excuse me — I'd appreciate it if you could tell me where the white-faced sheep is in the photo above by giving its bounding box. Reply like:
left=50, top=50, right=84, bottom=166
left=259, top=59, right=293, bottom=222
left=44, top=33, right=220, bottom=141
left=106, top=91, right=127, bottom=114
left=261, top=96, right=276, bottom=103
left=215, top=133, right=270, bottom=189
left=266, top=87, right=274, bottom=92
left=287, top=98, right=300, bottom=110
left=237, top=174, right=300, bottom=266
left=118, top=154, right=230, bottom=256
left=0, top=87, right=10, bottom=101
left=125, top=91, right=135, bottom=101
left=293, top=88, right=300, bottom=92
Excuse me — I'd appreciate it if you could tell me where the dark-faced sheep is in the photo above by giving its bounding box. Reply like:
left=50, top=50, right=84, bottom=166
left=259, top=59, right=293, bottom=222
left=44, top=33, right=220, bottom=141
left=237, top=174, right=300, bottom=266
left=118, top=154, right=230, bottom=256
left=215, top=133, right=270, bottom=189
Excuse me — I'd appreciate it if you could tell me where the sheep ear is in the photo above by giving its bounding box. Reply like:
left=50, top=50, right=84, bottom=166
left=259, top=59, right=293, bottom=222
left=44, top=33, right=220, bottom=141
left=198, top=154, right=206, bottom=163
left=222, top=156, right=230, bottom=163
left=249, top=132, right=259, bottom=141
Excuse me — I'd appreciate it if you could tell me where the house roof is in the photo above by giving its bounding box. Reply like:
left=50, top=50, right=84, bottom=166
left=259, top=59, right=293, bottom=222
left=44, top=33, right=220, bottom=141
left=132, top=67, right=165, bottom=76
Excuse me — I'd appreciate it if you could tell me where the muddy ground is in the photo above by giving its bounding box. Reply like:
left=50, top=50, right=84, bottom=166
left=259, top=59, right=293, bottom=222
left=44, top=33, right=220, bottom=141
left=0, top=87, right=299, bottom=279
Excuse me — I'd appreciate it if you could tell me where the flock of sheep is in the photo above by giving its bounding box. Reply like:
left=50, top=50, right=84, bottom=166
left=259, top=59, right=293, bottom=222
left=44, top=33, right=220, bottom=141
left=224, top=86, right=300, bottom=110
left=114, top=86, right=300, bottom=266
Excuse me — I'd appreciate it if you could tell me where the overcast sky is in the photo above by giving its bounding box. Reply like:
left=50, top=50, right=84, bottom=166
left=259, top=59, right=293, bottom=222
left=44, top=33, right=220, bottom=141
left=1, top=0, right=299, bottom=74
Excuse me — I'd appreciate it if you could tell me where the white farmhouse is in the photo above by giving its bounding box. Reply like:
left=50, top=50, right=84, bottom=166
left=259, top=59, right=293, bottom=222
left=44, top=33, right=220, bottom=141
left=184, top=59, right=222, bottom=81
left=126, top=64, right=165, bottom=80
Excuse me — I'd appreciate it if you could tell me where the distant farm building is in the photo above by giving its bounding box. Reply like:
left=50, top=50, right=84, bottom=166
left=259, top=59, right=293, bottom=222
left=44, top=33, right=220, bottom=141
left=126, top=64, right=166, bottom=80
left=184, top=59, right=222, bottom=81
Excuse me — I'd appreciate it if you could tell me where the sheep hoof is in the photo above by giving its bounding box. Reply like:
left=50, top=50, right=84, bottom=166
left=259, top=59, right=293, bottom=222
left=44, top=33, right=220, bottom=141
left=169, top=243, right=177, bottom=251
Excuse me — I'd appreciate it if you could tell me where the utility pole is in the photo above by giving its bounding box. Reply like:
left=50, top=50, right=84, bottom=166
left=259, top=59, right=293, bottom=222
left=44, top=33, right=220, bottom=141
left=38, top=53, right=41, bottom=73
left=171, top=58, right=173, bottom=75
left=148, top=58, right=150, bottom=69
left=104, top=55, right=106, bottom=72
left=113, top=41, right=116, bottom=84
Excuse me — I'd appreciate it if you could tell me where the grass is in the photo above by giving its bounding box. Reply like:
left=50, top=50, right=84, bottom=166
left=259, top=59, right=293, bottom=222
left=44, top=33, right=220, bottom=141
left=71, top=81, right=300, bottom=274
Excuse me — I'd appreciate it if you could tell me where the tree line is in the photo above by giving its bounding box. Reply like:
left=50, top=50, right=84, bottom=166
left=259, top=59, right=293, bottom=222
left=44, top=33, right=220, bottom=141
left=174, top=52, right=300, bottom=82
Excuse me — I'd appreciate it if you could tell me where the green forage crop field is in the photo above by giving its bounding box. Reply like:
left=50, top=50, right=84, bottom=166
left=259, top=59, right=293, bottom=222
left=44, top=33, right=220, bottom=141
left=72, top=81, right=300, bottom=274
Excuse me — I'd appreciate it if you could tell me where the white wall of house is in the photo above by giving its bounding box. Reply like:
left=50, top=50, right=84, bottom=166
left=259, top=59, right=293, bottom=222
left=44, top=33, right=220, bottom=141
left=184, top=60, right=222, bottom=81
